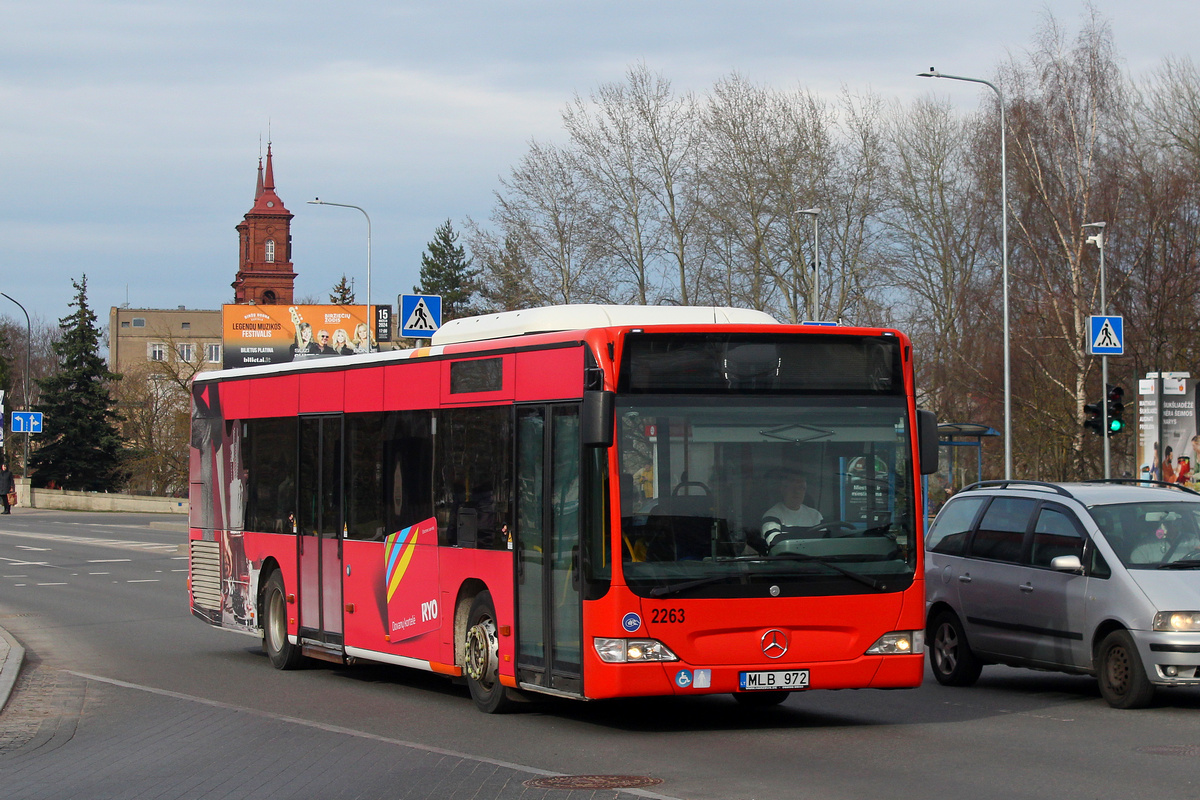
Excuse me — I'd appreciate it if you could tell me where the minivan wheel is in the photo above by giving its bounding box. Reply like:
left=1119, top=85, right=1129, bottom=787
left=1097, top=630, right=1155, bottom=709
left=929, top=611, right=982, bottom=686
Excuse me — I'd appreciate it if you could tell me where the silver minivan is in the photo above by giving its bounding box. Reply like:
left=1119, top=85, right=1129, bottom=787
left=925, top=480, right=1200, bottom=708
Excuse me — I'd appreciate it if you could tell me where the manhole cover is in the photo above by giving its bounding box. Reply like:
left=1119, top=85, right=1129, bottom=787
left=524, top=775, right=664, bottom=790
left=1137, top=745, right=1200, bottom=757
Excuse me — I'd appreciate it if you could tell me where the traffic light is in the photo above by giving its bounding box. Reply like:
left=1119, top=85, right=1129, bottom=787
left=1106, top=384, right=1126, bottom=436
left=1084, top=398, right=1104, bottom=436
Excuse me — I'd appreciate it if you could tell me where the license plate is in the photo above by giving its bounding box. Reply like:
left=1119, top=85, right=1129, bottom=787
left=738, top=669, right=809, bottom=691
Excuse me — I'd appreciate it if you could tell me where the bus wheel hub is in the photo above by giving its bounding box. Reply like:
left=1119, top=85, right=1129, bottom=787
left=466, top=619, right=498, bottom=682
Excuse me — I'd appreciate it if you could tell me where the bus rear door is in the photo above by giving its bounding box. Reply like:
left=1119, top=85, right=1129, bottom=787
left=297, top=414, right=344, bottom=651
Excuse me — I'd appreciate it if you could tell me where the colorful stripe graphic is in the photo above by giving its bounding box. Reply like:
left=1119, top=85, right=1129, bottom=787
left=384, top=523, right=421, bottom=602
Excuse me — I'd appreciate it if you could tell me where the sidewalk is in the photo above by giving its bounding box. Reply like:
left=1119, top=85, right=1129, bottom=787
left=0, top=624, right=25, bottom=712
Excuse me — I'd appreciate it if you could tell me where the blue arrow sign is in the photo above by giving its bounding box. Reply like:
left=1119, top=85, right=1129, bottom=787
left=400, top=294, right=442, bottom=337
left=11, top=411, right=44, bottom=434
left=1089, top=315, right=1123, bottom=355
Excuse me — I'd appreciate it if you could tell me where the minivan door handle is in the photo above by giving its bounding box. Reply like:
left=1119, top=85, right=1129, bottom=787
left=1019, top=582, right=1034, bottom=593
left=958, top=574, right=972, bottom=584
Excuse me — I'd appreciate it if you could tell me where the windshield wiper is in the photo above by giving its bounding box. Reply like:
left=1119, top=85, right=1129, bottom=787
left=648, top=574, right=739, bottom=597
left=1158, top=559, right=1200, bottom=570
left=767, top=553, right=884, bottom=591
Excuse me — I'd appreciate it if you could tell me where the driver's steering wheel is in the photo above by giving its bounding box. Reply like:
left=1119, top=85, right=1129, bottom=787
left=768, top=521, right=857, bottom=547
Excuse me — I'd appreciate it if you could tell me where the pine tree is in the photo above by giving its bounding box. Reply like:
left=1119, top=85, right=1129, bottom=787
left=414, top=220, right=479, bottom=321
left=329, top=274, right=356, bottom=304
left=29, top=276, right=127, bottom=490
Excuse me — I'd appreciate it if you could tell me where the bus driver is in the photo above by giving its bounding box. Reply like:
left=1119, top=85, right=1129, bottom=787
left=761, top=467, right=823, bottom=552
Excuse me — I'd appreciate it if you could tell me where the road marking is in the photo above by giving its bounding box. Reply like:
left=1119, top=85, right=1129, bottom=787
left=68, top=671, right=684, bottom=800
left=15, top=545, right=51, bottom=551
left=2, top=530, right=180, bottom=553
left=88, top=559, right=131, bottom=563
left=36, top=582, right=68, bottom=586
left=127, top=579, right=160, bottom=583
left=89, top=572, right=110, bottom=575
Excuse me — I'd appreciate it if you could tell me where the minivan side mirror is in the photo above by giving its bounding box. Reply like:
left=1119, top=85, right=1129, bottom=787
left=1050, top=554, right=1083, bottom=572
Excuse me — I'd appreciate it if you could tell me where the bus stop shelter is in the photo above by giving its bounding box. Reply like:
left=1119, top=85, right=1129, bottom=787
left=925, top=422, right=1000, bottom=518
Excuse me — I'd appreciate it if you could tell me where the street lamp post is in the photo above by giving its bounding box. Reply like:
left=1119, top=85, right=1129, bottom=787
left=918, top=68, right=1012, bottom=480
left=796, top=208, right=821, bottom=321
left=0, top=292, right=31, bottom=477
left=1084, top=221, right=1110, bottom=478
left=308, top=198, right=372, bottom=340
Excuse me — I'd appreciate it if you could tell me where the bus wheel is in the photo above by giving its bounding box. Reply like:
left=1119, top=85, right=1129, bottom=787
left=733, top=691, right=790, bottom=707
left=1097, top=630, right=1155, bottom=709
left=464, top=591, right=512, bottom=713
left=263, top=572, right=302, bottom=670
left=929, top=610, right=982, bottom=686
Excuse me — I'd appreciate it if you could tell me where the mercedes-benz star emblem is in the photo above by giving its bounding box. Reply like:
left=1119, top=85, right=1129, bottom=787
left=761, top=629, right=788, bottom=659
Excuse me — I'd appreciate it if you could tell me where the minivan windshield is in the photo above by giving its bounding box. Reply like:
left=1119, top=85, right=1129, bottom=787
left=616, top=396, right=917, bottom=597
left=1087, top=501, right=1200, bottom=569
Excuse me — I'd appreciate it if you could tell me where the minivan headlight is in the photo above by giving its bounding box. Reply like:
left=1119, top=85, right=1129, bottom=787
left=866, top=630, right=925, bottom=655
left=594, top=637, right=679, bottom=663
left=1153, top=612, right=1200, bottom=632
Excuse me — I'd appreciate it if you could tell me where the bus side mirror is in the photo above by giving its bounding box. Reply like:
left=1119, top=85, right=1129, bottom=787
left=582, top=390, right=615, bottom=447
left=917, top=409, right=939, bottom=475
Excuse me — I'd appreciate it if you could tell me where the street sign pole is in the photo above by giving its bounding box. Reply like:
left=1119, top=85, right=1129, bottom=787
left=1089, top=313, right=1123, bottom=479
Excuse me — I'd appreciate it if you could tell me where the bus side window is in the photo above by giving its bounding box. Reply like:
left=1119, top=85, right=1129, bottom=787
left=435, top=407, right=512, bottom=550
left=383, top=410, right=434, bottom=538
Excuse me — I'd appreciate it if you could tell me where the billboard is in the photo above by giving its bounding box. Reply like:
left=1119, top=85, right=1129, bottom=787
left=1137, top=374, right=1198, bottom=488
left=222, top=304, right=378, bottom=369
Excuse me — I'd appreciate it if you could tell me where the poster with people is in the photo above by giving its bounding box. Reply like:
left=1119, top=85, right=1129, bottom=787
left=1137, top=375, right=1198, bottom=489
left=222, top=304, right=378, bottom=369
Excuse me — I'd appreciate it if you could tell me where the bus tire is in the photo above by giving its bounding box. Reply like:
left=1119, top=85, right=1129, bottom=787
left=1097, top=630, right=1155, bottom=709
left=463, top=591, right=513, bottom=713
left=263, top=571, right=302, bottom=670
left=733, top=690, right=790, bottom=707
left=929, top=610, right=982, bottom=686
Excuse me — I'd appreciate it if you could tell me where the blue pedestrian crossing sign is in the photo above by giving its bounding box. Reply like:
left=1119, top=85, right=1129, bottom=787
left=1089, top=315, right=1124, bottom=355
left=11, top=411, right=44, bottom=434
left=400, top=294, right=442, bottom=337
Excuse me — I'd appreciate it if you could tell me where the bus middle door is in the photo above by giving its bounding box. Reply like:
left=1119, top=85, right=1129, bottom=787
left=297, top=414, right=345, bottom=652
left=515, top=404, right=583, bottom=696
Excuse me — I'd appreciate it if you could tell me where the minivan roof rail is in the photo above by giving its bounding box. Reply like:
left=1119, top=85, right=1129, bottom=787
left=959, top=480, right=1074, bottom=498
left=1082, top=478, right=1200, bottom=496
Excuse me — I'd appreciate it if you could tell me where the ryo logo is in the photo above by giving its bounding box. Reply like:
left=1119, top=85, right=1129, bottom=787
left=421, top=599, right=439, bottom=622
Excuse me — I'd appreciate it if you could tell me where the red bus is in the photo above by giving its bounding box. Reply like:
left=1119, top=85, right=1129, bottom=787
left=188, top=305, right=939, bottom=712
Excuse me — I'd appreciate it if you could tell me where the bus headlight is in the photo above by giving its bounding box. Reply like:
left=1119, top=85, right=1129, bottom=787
left=1153, top=612, right=1200, bottom=632
left=865, top=630, right=924, bottom=655
left=594, top=638, right=679, bottom=663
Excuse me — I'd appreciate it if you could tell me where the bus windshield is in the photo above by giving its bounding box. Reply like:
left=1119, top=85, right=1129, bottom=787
left=617, top=396, right=917, bottom=598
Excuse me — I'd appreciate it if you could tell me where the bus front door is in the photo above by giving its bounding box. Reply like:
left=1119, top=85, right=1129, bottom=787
left=297, top=415, right=344, bottom=649
left=515, top=405, right=583, bottom=696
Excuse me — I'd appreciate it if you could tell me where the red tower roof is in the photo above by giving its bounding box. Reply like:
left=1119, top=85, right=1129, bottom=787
left=247, top=143, right=290, bottom=215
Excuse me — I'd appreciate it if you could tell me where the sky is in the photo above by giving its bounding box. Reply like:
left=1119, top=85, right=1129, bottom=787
left=1, top=0, right=1195, bottom=327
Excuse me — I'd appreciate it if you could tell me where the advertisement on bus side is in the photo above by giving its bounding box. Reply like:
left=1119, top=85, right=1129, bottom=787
left=383, top=518, right=441, bottom=641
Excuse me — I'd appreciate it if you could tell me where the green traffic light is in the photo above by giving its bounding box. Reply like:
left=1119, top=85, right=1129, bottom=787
left=1108, top=418, right=1124, bottom=434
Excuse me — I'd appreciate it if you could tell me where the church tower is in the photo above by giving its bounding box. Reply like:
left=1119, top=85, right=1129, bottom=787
left=232, top=144, right=296, bottom=304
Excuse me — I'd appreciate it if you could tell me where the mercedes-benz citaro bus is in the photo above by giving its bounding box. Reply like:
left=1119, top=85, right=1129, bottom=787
left=188, top=305, right=939, bottom=712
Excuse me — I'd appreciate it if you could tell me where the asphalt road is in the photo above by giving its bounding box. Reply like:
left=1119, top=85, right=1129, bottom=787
left=2, top=509, right=1199, bottom=800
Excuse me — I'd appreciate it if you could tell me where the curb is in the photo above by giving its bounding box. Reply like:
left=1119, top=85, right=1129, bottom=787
left=0, top=625, right=26, bottom=712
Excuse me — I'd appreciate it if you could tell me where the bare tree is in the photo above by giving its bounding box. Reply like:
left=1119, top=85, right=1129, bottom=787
left=484, top=141, right=612, bottom=305
left=998, top=7, right=1127, bottom=478
left=883, top=95, right=997, bottom=424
